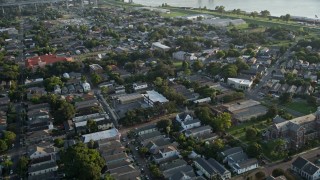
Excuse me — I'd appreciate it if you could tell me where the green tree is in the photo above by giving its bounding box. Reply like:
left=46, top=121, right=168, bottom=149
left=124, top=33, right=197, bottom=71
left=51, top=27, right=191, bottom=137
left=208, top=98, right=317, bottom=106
left=149, top=164, right=163, bottom=178
left=44, top=76, right=63, bottom=91
left=156, top=119, right=172, bottom=131
left=216, top=50, right=226, bottom=59
left=266, top=105, right=278, bottom=118
left=250, top=11, right=259, bottom=18
left=53, top=101, right=75, bottom=124
left=0, top=139, right=8, bottom=152
left=235, top=59, right=249, bottom=72
left=17, top=156, right=29, bottom=177
left=192, top=60, right=204, bottom=71
left=61, top=143, right=105, bottom=180
left=272, top=168, right=285, bottom=177
left=247, top=143, right=262, bottom=158
left=54, top=138, right=64, bottom=148
left=255, top=171, right=266, bottom=180
left=279, top=92, right=292, bottom=104
left=246, top=128, right=258, bottom=140
left=105, top=174, right=115, bottom=180
left=221, top=64, right=238, bottom=78
left=2, top=157, right=13, bottom=169
left=212, top=138, right=225, bottom=150
left=215, top=6, right=225, bottom=14
left=154, top=77, right=163, bottom=87
left=212, top=112, right=232, bottom=132
left=284, top=14, right=291, bottom=22
left=139, top=147, right=148, bottom=156
left=3, top=131, right=16, bottom=146
left=91, top=73, right=102, bottom=85
left=260, top=10, right=271, bottom=17
left=87, top=119, right=98, bottom=133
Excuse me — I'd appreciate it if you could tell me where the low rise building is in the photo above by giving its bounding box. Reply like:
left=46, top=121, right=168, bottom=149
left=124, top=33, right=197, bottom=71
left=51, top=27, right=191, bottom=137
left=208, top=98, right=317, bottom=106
left=152, top=42, right=170, bottom=52
left=142, top=90, right=169, bottom=107
left=132, top=82, right=148, bottom=91
left=82, top=128, right=121, bottom=143
left=227, top=78, right=253, bottom=91
left=89, top=64, right=104, bottom=74
left=185, top=125, right=212, bottom=138
left=194, top=157, right=231, bottom=180
left=291, top=156, right=320, bottom=180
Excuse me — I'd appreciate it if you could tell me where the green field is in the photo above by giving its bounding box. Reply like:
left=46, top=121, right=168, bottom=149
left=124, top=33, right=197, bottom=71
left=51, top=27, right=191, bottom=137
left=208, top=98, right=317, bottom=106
left=284, top=101, right=317, bottom=115
left=161, top=11, right=189, bottom=18
left=227, top=120, right=270, bottom=143
left=173, top=61, right=183, bottom=68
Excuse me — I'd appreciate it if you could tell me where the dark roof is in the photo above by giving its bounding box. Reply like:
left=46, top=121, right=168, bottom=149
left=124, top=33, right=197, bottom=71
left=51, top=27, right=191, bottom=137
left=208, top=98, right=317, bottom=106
left=30, top=155, right=52, bottom=165
left=207, top=158, right=229, bottom=175
left=237, top=158, right=258, bottom=169
left=164, top=165, right=194, bottom=179
left=138, top=131, right=162, bottom=141
left=28, top=171, right=56, bottom=180
left=292, top=157, right=309, bottom=169
left=160, top=159, right=187, bottom=172
left=136, top=124, right=157, bottom=133
left=183, top=119, right=201, bottom=125
left=194, top=158, right=217, bottom=175
left=28, top=162, right=57, bottom=173
left=302, top=163, right=320, bottom=175
left=221, top=147, right=243, bottom=157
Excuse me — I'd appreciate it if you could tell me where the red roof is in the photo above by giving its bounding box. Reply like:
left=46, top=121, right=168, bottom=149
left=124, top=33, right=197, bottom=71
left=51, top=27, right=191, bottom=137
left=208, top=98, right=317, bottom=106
left=25, top=54, right=73, bottom=68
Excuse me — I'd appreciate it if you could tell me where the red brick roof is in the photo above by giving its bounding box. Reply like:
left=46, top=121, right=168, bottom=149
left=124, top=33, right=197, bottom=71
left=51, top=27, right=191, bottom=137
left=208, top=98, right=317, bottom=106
left=25, top=54, right=73, bottom=68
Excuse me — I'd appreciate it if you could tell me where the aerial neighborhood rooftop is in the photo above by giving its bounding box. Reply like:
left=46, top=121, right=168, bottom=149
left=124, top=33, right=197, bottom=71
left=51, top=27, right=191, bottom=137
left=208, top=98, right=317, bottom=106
left=0, top=0, right=320, bottom=179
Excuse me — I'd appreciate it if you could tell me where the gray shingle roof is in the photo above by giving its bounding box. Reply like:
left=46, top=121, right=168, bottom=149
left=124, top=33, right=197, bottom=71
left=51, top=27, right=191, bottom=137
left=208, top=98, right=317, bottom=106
left=194, top=158, right=217, bottom=175
left=221, top=147, right=243, bottom=157
left=302, top=163, right=320, bottom=175
left=207, top=158, right=229, bottom=175
left=292, top=157, right=309, bottom=169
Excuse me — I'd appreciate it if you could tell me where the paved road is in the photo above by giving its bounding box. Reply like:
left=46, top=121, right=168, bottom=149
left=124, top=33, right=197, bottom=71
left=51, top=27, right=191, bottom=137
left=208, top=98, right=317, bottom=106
left=95, top=90, right=120, bottom=127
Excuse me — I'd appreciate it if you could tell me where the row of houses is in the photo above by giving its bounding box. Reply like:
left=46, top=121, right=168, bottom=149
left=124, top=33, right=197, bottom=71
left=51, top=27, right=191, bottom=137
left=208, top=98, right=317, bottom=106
left=268, top=82, right=314, bottom=95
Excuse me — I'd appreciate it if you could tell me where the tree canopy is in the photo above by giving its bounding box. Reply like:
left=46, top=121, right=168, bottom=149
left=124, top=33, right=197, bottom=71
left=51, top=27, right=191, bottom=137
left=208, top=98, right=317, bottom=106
left=61, top=143, right=105, bottom=180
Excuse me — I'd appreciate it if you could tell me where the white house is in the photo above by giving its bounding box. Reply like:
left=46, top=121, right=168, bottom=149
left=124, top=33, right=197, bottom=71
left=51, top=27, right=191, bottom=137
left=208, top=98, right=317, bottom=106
left=82, top=81, right=91, bottom=92
left=185, top=125, right=212, bottom=138
left=143, top=90, right=169, bottom=107
left=28, top=162, right=58, bottom=176
left=226, top=152, right=258, bottom=174
left=135, top=124, right=157, bottom=136
left=28, top=146, right=57, bottom=160
left=227, top=78, right=253, bottom=90
left=153, top=146, right=179, bottom=163
left=292, top=157, right=320, bottom=180
left=133, top=82, right=148, bottom=91
left=82, top=128, right=121, bottom=143
left=194, top=157, right=231, bottom=180
left=152, top=42, right=170, bottom=52
left=176, top=113, right=201, bottom=131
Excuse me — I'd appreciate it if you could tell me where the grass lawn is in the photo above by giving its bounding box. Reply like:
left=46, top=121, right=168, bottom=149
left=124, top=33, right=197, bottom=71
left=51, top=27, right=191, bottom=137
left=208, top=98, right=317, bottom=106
left=227, top=120, right=271, bottom=143
left=161, top=11, right=188, bottom=18
left=173, top=61, right=183, bottom=68
left=284, top=101, right=317, bottom=115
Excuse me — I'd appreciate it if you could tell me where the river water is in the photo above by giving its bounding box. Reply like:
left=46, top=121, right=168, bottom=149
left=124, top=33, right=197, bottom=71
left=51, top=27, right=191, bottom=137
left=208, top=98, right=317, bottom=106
left=131, top=0, right=320, bottom=18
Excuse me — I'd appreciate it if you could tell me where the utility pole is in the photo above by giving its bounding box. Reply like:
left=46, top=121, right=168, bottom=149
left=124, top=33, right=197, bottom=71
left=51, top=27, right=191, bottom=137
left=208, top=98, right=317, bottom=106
left=34, top=3, right=37, bottom=12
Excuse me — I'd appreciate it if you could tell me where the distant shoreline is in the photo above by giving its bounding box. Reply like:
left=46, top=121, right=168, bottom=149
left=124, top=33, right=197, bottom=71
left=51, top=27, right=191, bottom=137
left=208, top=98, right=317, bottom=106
left=124, top=0, right=319, bottom=20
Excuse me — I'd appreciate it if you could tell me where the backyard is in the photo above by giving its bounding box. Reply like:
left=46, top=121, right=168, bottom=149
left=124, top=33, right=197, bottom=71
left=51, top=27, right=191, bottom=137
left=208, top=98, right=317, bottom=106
left=284, top=100, right=317, bottom=115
